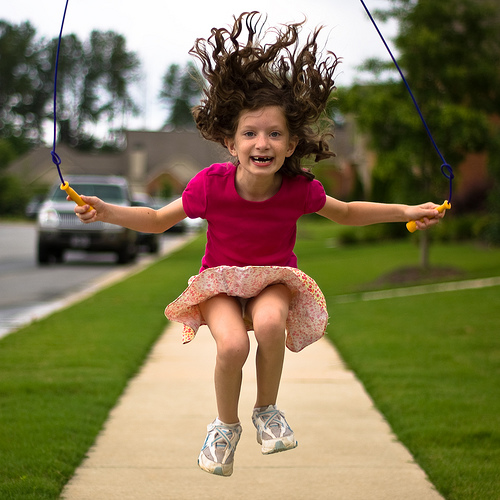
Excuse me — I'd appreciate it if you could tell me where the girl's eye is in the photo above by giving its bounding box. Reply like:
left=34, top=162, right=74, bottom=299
left=270, top=131, right=281, bottom=138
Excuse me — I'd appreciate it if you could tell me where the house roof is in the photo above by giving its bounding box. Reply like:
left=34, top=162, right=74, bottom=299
left=6, top=124, right=358, bottom=192
left=7, top=130, right=225, bottom=189
left=6, top=143, right=127, bottom=187
left=126, top=130, right=223, bottom=169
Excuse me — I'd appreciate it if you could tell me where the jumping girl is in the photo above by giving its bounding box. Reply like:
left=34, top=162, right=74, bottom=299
left=73, top=12, right=446, bottom=477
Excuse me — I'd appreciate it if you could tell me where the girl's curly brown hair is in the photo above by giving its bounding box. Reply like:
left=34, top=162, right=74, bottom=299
left=189, top=12, right=340, bottom=179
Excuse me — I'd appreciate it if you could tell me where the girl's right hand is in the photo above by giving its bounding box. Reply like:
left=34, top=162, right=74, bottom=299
left=72, top=195, right=103, bottom=223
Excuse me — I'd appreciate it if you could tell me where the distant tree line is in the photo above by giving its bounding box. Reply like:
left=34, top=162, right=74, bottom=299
left=0, top=19, right=203, bottom=165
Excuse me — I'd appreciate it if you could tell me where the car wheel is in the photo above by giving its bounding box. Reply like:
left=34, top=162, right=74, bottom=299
left=54, top=249, right=65, bottom=263
left=148, top=239, right=159, bottom=254
left=117, top=243, right=138, bottom=264
left=37, top=242, right=52, bottom=265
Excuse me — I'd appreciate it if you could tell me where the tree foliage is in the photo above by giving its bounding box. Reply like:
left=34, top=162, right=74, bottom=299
left=390, top=0, right=500, bottom=112
left=158, top=62, right=203, bottom=130
left=0, top=20, right=141, bottom=158
left=56, top=30, right=141, bottom=149
left=338, top=0, right=500, bottom=212
left=0, top=21, right=53, bottom=152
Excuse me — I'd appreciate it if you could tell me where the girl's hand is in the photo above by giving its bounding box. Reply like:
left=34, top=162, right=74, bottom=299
left=406, top=202, right=447, bottom=231
left=71, top=195, right=104, bottom=223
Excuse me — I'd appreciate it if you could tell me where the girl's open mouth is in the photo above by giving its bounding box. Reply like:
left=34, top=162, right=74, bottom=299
left=251, top=156, right=273, bottom=164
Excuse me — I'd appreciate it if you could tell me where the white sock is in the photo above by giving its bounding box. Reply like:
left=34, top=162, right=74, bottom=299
left=254, top=404, right=276, bottom=413
left=215, top=417, right=240, bottom=427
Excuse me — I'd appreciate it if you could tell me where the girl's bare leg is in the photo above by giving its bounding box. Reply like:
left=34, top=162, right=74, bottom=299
left=246, top=284, right=291, bottom=409
left=199, top=294, right=250, bottom=424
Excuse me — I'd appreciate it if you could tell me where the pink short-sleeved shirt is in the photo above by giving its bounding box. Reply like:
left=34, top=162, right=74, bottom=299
left=182, top=163, right=326, bottom=271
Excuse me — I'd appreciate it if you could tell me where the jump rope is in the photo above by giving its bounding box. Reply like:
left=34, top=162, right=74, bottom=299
left=50, top=0, right=93, bottom=212
left=50, top=0, right=453, bottom=230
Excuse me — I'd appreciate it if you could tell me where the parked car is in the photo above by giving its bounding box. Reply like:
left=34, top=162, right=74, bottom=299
left=153, top=197, right=205, bottom=233
left=36, top=175, right=138, bottom=265
left=25, top=194, right=45, bottom=219
left=132, top=193, right=161, bottom=254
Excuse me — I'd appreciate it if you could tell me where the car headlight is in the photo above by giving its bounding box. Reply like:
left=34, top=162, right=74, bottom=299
left=38, top=208, right=60, bottom=228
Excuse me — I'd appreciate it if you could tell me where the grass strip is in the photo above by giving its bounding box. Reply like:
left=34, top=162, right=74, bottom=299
left=0, top=236, right=205, bottom=499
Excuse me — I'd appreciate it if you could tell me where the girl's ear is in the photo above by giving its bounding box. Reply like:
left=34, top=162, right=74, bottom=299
left=224, top=138, right=237, bottom=157
left=286, top=136, right=299, bottom=157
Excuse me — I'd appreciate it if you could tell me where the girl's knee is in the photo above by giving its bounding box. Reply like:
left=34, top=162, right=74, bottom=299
left=216, top=334, right=250, bottom=368
left=249, top=285, right=290, bottom=347
left=253, top=310, right=287, bottom=347
left=254, top=309, right=286, bottom=332
left=201, top=293, right=250, bottom=367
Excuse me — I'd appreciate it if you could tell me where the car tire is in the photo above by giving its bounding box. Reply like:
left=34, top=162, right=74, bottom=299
left=117, top=243, right=138, bottom=264
left=37, top=241, right=52, bottom=265
left=54, top=249, right=65, bottom=263
left=148, top=239, right=160, bottom=254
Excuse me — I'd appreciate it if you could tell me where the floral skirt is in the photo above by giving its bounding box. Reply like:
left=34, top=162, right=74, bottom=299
left=164, top=265, right=328, bottom=353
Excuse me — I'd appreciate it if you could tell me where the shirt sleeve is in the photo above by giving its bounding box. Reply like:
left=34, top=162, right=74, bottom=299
left=182, top=168, right=208, bottom=219
left=304, top=179, right=327, bottom=214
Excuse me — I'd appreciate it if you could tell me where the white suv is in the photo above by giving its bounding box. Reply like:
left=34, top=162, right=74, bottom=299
left=37, top=175, right=138, bottom=265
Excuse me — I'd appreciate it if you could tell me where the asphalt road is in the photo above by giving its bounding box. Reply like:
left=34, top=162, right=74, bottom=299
left=0, top=222, right=190, bottom=339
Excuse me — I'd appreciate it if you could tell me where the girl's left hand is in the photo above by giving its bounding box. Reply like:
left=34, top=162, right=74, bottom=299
left=407, top=202, right=447, bottom=230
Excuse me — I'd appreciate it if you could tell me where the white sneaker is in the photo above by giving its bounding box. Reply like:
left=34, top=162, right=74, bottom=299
left=198, top=419, right=242, bottom=476
left=252, top=405, right=298, bottom=454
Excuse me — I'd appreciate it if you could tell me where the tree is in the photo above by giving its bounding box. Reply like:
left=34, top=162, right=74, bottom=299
left=0, top=20, right=142, bottom=214
left=159, top=62, right=203, bottom=130
left=388, top=0, right=500, bottom=113
left=389, top=0, right=500, bottom=243
left=55, top=30, right=141, bottom=149
left=0, top=21, right=54, bottom=154
left=0, top=20, right=141, bottom=155
left=337, top=0, right=500, bottom=259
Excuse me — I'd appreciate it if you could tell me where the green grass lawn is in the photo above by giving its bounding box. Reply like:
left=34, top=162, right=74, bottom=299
left=329, top=289, right=500, bottom=500
left=0, top=237, right=205, bottom=499
left=0, top=220, right=499, bottom=499
left=297, top=218, right=500, bottom=500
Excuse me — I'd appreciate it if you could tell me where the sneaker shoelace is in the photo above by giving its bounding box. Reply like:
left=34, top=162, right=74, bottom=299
left=207, top=424, right=239, bottom=463
left=257, top=408, right=291, bottom=439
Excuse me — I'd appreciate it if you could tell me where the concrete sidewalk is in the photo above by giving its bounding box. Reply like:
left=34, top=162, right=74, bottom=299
left=61, top=322, right=443, bottom=500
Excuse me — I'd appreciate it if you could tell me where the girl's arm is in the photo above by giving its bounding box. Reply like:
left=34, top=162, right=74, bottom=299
left=316, top=195, right=445, bottom=230
left=74, top=195, right=188, bottom=234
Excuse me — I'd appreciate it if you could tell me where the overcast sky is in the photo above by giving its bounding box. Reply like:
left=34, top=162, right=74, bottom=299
left=3, top=0, right=397, bottom=131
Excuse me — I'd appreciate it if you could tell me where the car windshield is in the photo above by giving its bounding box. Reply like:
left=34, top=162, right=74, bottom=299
left=51, top=184, right=126, bottom=202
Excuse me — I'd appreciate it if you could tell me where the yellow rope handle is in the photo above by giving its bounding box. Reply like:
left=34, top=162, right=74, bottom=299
left=406, top=200, right=451, bottom=233
left=60, top=182, right=93, bottom=212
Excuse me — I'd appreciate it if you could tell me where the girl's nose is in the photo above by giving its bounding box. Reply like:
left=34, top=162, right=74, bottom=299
left=256, top=134, right=269, bottom=150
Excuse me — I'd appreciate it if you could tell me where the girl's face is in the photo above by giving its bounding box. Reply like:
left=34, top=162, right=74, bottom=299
left=225, top=106, right=298, bottom=181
